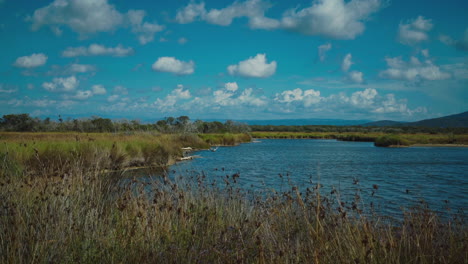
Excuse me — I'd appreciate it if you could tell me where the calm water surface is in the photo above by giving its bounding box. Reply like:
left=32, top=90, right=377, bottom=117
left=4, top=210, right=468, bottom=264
left=168, top=139, right=467, bottom=218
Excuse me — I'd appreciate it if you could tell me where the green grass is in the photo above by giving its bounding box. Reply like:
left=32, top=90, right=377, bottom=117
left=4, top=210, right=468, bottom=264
left=0, top=132, right=251, bottom=175
left=251, top=131, right=468, bottom=147
left=198, top=133, right=252, bottom=146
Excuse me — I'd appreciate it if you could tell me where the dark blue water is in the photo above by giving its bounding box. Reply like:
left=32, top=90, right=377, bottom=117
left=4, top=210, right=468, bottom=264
left=169, top=139, right=468, bottom=218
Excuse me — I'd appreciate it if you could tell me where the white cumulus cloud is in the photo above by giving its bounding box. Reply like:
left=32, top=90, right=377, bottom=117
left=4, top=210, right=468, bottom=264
left=30, top=0, right=165, bottom=44
left=176, top=1, right=206, bottom=24
left=228, top=53, right=276, bottom=78
left=31, top=0, right=124, bottom=35
left=349, top=88, right=377, bottom=107
left=154, top=85, right=191, bottom=112
left=380, top=56, right=451, bottom=81
left=347, top=71, right=364, bottom=84
left=176, top=0, right=279, bottom=30
left=275, top=88, right=322, bottom=107
left=398, top=16, right=433, bottom=45
left=281, top=0, right=382, bottom=39
left=42, top=76, right=79, bottom=92
left=71, top=90, right=93, bottom=100
left=224, top=82, right=239, bottom=92
left=13, top=53, right=47, bottom=68
left=92, top=85, right=106, bottom=95
left=62, top=44, right=134, bottom=57
left=152, top=57, right=195, bottom=75
left=176, top=0, right=382, bottom=38
left=127, top=10, right=165, bottom=45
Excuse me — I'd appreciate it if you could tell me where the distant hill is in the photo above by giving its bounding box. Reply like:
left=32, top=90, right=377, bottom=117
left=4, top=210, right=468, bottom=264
left=403, top=111, right=468, bottom=128
left=236, top=118, right=372, bottom=126
left=361, top=111, right=468, bottom=128
left=361, top=120, right=406, bottom=127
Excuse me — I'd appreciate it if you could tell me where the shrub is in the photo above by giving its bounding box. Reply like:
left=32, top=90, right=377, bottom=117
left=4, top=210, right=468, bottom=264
left=141, top=144, right=170, bottom=167
left=374, top=135, right=410, bottom=147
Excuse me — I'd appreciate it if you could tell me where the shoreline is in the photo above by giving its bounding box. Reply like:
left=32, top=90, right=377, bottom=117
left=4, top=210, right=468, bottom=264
left=253, top=137, right=468, bottom=148
left=410, top=143, right=468, bottom=148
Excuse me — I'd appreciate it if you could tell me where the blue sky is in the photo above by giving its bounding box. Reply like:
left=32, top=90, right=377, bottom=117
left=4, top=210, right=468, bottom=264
left=0, top=0, right=467, bottom=121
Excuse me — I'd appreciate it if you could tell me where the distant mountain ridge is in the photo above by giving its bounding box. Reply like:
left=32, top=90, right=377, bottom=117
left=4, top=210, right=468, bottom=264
left=232, top=118, right=372, bottom=126
left=362, top=111, right=468, bottom=128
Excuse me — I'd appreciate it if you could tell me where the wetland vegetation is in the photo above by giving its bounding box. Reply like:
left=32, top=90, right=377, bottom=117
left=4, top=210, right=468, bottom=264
left=1, top=114, right=467, bottom=263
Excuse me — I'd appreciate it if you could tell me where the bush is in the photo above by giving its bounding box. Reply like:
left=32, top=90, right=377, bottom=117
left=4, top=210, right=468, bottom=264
left=141, top=144, right=170, bottom=167
left=374, top=135, right=410, bottom=147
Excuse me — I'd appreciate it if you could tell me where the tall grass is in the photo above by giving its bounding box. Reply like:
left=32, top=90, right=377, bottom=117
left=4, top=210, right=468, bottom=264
left=1, top=154, right=466, bottom=263
left=1, top=132, right=466, bottom=263
left=0, top=132, right=251, bottom=175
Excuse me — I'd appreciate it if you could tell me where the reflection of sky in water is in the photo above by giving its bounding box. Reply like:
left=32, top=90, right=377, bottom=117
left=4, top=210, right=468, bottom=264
left=167, top=139, right=468, bottom=219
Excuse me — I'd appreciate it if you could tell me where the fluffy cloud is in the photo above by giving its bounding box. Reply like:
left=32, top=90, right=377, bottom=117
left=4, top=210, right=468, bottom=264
left=13, top=53, right=47, bottom=68
left=127, top=10, right=165, bottom=45
left=62, top=44, right=134, bottom=57
left=92, top=85, right=106, bottom=95
left=30, top=0, right=164, bottom=43
left=175, top=0, right=278, bottom=30
left=272, top=87, right=422, bottom=116
left=203, top=84, right=267, bottom=108
left=152, top=57, right=195, bottom=75
left=31, top=0, right=123, bottom=35
left=347, top=71, right=364, bottom=84
left=95, top=83, right=425, bottom=119
left=42, top=76, right=79, bottom=92
left=224, top=82, right=238, bottom=92
left=275, top=88, right=322, bottom=107
left=318, top=43, right=332, bottom=62
left=154, top=85, right=191, bottom=111
left=379, top=56, right=451, bottom=81
left=349, top=88, right=377, bottom=107
left=341, top=53, right=353, bottom=72
left=398, top=16, right=433, bottom=45
left=340, top=53, right=365, bottom=83
left=176, top=1, right=206, bottom=24
left=439, top=28, right=468, bottom=51
left=70, top=90, right=93, bottom=100
left=236, top=88, right=267, bottom=107
left=228, top=54, right=276, bottom=78
left=176, top=0, right=381, bottom=38
left=281, top=0, right=381, bottom=39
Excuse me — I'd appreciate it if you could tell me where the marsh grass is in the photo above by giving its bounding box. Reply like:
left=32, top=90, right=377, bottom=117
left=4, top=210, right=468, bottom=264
left=0, top=132, right=466, bottom=263
left=1, top=157, right=466, bottom=263
left=251, top=132, right=468, bottom=147
left=0, top=132, right=251, bottom=176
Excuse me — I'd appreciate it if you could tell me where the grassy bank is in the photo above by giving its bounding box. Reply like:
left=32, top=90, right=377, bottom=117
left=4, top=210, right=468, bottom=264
left=251, top=131, right=468, bottom=147
left=0, top=132, right=251, bottom=175
left=1, top=155, right=466, bottom=263
left=1, top=131, right=466, bottom=263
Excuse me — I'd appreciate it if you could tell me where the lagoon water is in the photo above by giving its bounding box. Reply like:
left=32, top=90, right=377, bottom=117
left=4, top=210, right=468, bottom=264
left=169, top=139, right=468, bottom=218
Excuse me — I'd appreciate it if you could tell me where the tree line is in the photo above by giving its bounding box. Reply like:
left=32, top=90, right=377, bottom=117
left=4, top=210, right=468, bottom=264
left=1, top=113, right=467, bottom=134
left=0, top=114, right=250, bottom=134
